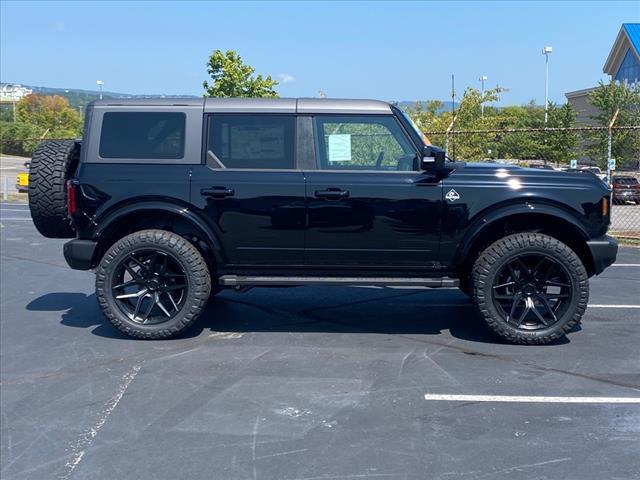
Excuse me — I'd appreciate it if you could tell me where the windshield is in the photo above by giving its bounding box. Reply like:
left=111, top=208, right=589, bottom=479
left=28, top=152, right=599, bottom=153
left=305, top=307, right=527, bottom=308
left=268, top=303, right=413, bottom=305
left=614, top=177, right=638, bottom=185
left=398, top=109, right=430, bottom=145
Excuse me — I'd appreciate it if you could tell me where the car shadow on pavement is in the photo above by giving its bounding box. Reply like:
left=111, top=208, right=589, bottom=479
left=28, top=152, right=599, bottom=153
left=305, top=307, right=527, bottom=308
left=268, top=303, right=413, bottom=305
left=25, top=288, right=572, bottom=345
left=26, top=292, right=130, bottom=339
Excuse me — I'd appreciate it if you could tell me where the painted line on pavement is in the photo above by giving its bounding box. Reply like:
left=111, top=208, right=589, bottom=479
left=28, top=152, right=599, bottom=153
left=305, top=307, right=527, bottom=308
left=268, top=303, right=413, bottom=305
left=612, top=264, right=640, bottom=267
left=424, top=393, right=640, bottom=404
left=588, top=304, right=640, bottom=308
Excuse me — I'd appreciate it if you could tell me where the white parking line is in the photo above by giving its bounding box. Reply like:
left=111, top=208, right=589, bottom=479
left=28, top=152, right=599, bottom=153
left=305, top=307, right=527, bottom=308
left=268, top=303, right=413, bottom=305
left=424, top=394, right=640, bottom=404
left=588, top=304, right=640, bottom=308
left=0, top=209, right=30, bottom=212
left=612, top=264, right=640, bottom=267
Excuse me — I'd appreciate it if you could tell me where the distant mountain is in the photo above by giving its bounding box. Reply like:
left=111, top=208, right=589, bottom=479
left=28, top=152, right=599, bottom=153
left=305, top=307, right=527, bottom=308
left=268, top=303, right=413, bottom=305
left=24, top=85, right=198, bottom=110
left=394, top=100, right=459, bottom=113
left=18, top=85, right=458, bottom=114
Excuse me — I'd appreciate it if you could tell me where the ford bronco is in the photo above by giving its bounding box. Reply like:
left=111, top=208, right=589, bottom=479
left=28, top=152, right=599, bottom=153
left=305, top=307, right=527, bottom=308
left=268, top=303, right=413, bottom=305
left=27, top=98, right=617, bottom=343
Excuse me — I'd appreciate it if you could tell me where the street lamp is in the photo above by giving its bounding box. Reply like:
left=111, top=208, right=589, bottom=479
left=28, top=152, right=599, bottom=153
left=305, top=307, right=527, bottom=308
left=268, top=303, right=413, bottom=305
left=542, top=46, right=552, bottom=124
left=479, top=75, right=488, bottom=117
left=96, top=80, right=104, bottom=100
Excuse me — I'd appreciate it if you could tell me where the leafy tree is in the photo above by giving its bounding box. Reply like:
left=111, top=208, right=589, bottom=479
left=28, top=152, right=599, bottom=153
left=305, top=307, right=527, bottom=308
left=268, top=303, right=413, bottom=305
left=543, top=102, right=578, bottom=164
left=203, top=50, right=279, bottom=98
left=0, top=121, right=42, bottom=156
left=586, top=80, right=640, bottom=169
left=15, top=93, right=82, bottom=137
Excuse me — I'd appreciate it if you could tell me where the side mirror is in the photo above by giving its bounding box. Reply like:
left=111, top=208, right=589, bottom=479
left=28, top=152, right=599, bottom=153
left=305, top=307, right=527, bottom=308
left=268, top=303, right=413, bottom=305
left=420, top=145, right=446, bottom=170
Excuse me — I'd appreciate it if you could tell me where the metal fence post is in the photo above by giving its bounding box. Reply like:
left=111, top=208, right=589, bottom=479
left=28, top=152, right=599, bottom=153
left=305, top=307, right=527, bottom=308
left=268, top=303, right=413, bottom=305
left=607, top=109, right=619, bottom=186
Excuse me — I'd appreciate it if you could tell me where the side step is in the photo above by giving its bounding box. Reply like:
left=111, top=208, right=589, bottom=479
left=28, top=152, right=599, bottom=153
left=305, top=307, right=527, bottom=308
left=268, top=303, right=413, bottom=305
left=219, top=275, right=459, bottom=288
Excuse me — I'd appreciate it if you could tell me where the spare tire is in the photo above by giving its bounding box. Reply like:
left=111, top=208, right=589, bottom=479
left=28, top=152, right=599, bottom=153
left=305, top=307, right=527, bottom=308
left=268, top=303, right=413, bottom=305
left=28, top=140, right=80, bottom=238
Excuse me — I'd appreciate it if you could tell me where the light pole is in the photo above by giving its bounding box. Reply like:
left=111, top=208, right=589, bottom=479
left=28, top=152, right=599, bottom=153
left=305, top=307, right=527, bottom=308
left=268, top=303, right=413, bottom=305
left=479, top=75, right=487, bottom=118
left=542, top=46, right=552, bottom=124
left=96, top=80, right=104, bottom=100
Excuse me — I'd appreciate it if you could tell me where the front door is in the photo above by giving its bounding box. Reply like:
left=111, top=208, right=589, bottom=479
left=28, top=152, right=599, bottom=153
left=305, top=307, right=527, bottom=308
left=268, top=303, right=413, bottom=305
left=190, top=114, right=306, bottom=266
left=305, top=115, right=442, bottom=268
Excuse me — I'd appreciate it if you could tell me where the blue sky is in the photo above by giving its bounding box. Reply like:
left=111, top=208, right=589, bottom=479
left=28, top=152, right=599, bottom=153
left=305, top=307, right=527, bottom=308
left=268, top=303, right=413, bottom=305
left=1, top=1, right=638, bottom=105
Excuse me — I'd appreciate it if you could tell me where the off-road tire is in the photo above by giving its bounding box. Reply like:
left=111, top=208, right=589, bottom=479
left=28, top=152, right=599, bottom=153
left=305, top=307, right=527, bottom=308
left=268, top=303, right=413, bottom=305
left=28, top=140, right=79, bottom=238
left=96, top=230, right=211, bottom=339
left=472, top=233, right=589, bottom=345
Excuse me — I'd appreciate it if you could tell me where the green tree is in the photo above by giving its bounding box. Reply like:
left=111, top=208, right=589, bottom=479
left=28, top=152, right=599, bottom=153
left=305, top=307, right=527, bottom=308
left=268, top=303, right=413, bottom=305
left=543, top=102, right=578, bottom=164
left=203, top=50, right=279, bottom=98
left=15, top=93, right=82, bottom=137
left=586, top=81, right=640, bottom=169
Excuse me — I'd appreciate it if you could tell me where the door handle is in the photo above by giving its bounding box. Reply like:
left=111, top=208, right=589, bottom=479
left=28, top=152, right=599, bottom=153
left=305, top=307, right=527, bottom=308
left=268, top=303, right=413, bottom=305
left=314, top=188, right=349, bottom=200
left=201, top=187, right=235, bottom=198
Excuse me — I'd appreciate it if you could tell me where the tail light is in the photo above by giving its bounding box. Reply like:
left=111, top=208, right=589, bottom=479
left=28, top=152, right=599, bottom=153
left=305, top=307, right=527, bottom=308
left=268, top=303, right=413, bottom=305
left=66, top=181, right=77, bottom=216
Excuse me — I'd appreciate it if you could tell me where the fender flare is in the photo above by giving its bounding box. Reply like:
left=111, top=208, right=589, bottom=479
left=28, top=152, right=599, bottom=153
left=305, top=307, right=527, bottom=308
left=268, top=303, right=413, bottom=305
left=92, top=200, right=225, bottom=263
left=452, top=200, right=590, bottom=269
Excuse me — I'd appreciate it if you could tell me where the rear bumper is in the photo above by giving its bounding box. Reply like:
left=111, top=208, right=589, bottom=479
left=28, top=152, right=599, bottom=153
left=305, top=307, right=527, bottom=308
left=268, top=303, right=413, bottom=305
left=587, top=235, right=618, bottom=275
left=63, top=239, right=98, bottom=270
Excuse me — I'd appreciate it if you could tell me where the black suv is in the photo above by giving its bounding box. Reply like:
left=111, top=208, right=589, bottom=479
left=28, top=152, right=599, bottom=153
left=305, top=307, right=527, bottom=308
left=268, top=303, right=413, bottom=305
left=27, top=98, right=617, bottom=344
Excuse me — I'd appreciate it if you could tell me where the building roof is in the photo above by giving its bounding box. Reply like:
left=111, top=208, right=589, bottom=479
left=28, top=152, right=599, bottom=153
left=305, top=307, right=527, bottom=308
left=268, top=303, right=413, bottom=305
left=603, top=23, right=640, bottom=75
left=565, top=86, right=598, bottom=99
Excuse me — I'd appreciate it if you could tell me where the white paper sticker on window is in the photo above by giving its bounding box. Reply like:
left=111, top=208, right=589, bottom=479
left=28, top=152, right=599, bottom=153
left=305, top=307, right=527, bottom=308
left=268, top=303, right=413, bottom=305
left=328, top=134, right=351, bottom=162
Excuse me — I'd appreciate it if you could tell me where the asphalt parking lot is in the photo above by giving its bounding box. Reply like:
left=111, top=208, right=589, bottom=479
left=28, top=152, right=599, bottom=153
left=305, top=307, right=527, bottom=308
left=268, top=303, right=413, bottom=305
left=1, top=202, right=639, bottom=480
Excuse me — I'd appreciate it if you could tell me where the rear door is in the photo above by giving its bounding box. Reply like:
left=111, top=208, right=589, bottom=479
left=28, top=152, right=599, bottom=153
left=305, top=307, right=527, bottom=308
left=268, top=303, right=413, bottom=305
left=190, top=114, right=306, bottom=266
left=304, top=114, right=442, bottom=267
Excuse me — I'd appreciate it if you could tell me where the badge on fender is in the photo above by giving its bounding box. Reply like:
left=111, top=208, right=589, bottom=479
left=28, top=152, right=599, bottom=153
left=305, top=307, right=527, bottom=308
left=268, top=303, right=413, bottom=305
left=445, top=189, right=460, bottom=202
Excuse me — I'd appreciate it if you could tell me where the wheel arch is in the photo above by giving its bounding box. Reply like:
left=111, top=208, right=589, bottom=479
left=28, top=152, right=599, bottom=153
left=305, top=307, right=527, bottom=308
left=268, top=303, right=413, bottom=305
left=454, top=205, right=595, bottom=279
left=92, top=202, right=224, bottom=268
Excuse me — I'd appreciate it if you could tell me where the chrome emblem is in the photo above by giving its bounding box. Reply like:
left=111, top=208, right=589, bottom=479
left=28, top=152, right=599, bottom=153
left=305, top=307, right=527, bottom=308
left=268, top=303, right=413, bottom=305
left=445, top=189, right=460, bottom=202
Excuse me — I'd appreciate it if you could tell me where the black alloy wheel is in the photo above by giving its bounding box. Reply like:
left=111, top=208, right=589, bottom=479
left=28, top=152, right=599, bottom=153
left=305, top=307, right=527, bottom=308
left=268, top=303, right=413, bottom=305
left=491, top=253, right=573, bottom=330
left=112, top=249, right=188, bottom=325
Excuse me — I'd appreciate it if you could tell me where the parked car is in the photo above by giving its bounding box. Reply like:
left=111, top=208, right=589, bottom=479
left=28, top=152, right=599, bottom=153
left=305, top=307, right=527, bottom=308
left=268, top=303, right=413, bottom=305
left=15, top=161, right=29, bottom=193
left=527, top=163, right=555, bottom=170
left=612, top=176, right=640, bottom=204
left=27, top=98, right=617, bottom=344
left=581, top=166, right=607, bottom=181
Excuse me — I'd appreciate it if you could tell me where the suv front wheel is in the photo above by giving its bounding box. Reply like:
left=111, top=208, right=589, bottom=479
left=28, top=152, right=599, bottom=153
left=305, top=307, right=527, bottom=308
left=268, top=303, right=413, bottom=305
left=96, top=230, right=211, bottom=339
left=472, top=233, right=589, bottom=344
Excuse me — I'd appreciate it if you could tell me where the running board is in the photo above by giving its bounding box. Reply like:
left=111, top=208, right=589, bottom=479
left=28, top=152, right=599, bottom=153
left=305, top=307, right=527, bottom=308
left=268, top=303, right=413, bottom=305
left=218, top=275, right=459, bottom=288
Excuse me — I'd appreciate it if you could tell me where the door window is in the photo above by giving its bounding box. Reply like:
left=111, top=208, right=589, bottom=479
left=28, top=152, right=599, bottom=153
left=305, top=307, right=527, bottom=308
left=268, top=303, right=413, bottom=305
left=207, top=115, right=295, bottom=169
left=313, top=115, right=416, bottom=171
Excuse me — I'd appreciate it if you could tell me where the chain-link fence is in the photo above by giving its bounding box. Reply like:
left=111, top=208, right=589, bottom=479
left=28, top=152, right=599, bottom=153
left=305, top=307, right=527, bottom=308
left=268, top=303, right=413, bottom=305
left=422, top=126, right=640, bottom=240
left=1, top=132, right=639, bottom=240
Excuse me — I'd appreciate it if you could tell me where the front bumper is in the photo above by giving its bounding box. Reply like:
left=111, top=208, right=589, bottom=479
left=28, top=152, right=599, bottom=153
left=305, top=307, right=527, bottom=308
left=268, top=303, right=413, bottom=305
left=63, top=239, right=98, bottom=270
left=587, top=235, right=618, bottom=275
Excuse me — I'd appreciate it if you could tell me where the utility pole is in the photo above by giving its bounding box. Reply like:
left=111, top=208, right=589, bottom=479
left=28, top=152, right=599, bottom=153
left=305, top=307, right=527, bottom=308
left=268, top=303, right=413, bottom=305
left=96, top=80, right=104, bottom=100
left=542, top=46, right=552, bottom=124
left=479, top=75, right=487, bottom=118
left=451, top=74, right=456, bottom=160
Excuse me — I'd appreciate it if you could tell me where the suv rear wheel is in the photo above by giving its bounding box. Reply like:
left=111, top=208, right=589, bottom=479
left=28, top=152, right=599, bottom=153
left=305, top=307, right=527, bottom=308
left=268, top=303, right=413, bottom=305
left=472, top=233, right=588, bottom=344
left=96, top=230, right=211, bottom=339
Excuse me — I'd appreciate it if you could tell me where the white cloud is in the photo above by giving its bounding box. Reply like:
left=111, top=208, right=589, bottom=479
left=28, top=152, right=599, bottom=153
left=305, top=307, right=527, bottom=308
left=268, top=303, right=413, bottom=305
left=278, top=73, right=296, bottom=84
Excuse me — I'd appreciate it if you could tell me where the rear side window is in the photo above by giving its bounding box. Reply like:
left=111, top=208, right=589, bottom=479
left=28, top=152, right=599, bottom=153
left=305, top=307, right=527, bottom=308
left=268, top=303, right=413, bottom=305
left=99, top=112, right=185, bottom=159
left=207, top=115, right=295, bottom=169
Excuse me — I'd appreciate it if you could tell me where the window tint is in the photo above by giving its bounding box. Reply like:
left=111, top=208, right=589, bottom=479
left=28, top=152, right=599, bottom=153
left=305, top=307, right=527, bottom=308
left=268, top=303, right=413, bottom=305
left=207, top=115, right=295, bottom=169
left=313, top=116, right=415, bottom=171
left=99, top=112, right=185, bottom=159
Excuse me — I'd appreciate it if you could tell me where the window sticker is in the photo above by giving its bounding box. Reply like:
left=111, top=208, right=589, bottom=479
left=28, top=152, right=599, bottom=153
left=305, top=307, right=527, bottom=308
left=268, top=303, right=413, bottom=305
left=327, top=134, right=352, bottom=162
